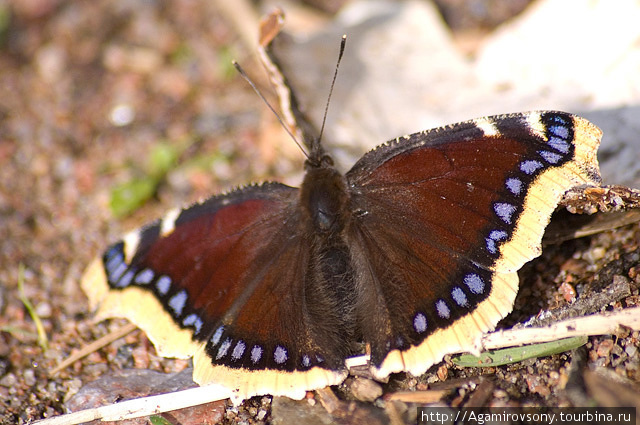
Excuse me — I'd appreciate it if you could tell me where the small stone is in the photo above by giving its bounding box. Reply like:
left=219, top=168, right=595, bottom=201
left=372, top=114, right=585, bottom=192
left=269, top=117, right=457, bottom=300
left=493, top=389, right=508, bottom=399
left=35, top=301, right=52, bottom=318
left=24, top=368, right=36, bottom=386
left=63, top=378, right=84, bottom=404
left=593, top=357, right=607, bottom=368
left=109, top=104, right=135, bottom=127
left=349, top=377, right=383, bottom=402
left=82, top=363, right=108, bottom=377
left=596, top=339, right=614, bottom=357
left=226, top=405, right=239, bottom=420
left=526, top=375, right=551, bottom=397
left=0, top=373, right=17, bottom=387
left=437, top=364, right=448, bottom=381
left=43, top=348, right=63, bottom=360
left=558, top=281, right=576, bottom=302
left=611, top=343, right=624, bottom=357
left=584, top=246, right=607, bottom=263
left=625, top=344, right=637, bottom=358
left=35, top=44, right=67, bottom=83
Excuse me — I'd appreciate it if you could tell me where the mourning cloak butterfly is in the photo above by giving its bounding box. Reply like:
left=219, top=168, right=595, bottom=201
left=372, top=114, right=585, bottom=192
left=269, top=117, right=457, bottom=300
left=82, top=110, right=601, bottom=403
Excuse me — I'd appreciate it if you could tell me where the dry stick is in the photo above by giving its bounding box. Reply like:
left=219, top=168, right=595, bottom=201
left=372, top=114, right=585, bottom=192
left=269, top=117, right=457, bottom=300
left=35, top=307, right=640, bottom=425
left=481, top=306, right=640, bottom=349
left=49, top=322, right=137, bottom=376
left=387, top=389, right=448, bottom=404
left=33, top=384, right=231, bottom=425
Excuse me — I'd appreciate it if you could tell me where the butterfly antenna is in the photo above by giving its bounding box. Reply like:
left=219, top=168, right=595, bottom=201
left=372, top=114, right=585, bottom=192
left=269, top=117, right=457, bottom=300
left=317, top=35, right=347, bottom=147
left=232, top=60, right=309, bottom=159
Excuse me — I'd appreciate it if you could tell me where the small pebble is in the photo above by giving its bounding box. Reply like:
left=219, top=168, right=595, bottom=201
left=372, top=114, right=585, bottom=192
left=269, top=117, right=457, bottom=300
left=0, top=373, right=17, bottom=387
left=624, top=344, right=637, bottom=357
left=583, top=246, right=606, bottom=263
left=558, top=281, right=576, bottom=302
left=24, top=369, right=37, bottom=386
left=35, top=44, right=67, bottom=83
left=350, top=377, right=383, bottom=402
left=63, top=378, right=83, bottom=403
left=593, top=357, right=607, bottom=368
left=437, top=364, right=448, bottom=381
left=596, top=339, right=614, bottom=357
left=35, top=301, right=52, bottom=318
left=109, top=104, right=135, bottom=126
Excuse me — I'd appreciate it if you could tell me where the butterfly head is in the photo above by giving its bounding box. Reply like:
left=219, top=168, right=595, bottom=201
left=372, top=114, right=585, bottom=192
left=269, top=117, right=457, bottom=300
left=301, top=151, right=349, bottom=235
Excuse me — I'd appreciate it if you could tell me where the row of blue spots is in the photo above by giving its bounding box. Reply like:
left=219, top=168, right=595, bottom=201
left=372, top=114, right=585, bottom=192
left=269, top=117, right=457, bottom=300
left=545, top=114, right=572, bottom=155
left=207, top=324, right=323, bottom=369
left=103, top=247, right=206, bottom=338
left=413, top=272, right=486, bottom=334
left=210, top=325, right=287, bottom=365
left=546, top=114, right=571, bottom=154
left=487, top=114, right=573, bottom=253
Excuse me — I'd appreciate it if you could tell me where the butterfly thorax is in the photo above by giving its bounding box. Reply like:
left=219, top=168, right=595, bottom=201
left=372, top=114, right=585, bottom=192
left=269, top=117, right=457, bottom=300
left=300, top=156, right=350, bottom=235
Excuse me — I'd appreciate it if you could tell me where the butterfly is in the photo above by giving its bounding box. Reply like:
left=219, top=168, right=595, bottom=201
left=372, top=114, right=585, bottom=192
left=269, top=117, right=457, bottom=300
left=82, top=109, right=601, bottom=403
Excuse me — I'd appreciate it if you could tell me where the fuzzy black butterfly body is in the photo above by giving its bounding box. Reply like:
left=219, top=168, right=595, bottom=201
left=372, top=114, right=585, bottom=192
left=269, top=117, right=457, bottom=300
left=83, top=110, right=601, bottom=402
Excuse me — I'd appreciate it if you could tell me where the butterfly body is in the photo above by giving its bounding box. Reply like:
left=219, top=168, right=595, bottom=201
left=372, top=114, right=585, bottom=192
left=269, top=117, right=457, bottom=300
left=82, top=111, right=602, bottom=403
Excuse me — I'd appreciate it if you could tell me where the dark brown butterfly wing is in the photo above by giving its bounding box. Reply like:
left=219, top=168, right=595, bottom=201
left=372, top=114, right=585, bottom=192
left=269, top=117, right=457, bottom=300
left=344, top=111, right=601, bottom=378
left=82, top=183, right=348, bottom=402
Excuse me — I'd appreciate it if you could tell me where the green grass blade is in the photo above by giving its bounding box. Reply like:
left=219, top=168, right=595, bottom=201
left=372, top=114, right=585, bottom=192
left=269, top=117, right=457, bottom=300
left=17, top=263, right=49, bottom=351
left=149, top=415, right=174, bottom=425
left=452, top=335, right=588, bottom=367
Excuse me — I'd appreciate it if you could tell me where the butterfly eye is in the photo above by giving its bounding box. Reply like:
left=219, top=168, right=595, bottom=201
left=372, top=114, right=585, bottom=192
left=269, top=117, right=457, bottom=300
left=306, top=154, right=334, bottom=169
left=320, top=154, right=334, bottom=167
